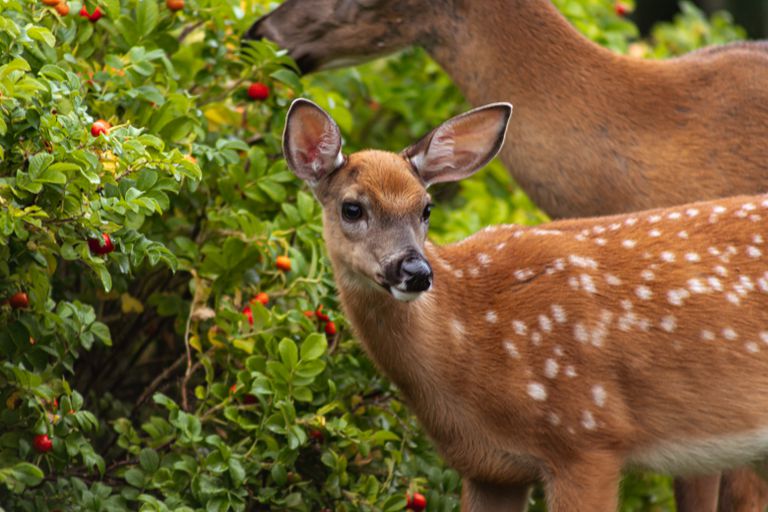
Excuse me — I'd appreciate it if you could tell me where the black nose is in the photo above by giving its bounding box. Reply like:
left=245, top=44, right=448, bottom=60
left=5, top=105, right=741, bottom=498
left=243, top=17, right=266, bottom=41
left=400, top=254, right=433, bottom=292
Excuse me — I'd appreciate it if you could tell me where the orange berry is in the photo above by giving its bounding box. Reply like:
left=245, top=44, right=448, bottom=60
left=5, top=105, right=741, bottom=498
left=251, top=292, right=269, bottom=306
left=276, top=255, right=291, bottom=272
left=166, top=0, right=184, bottom=11
left=55, top=2, right=69, bottom=15
left=90, top=119, right=111, bottom=137
left=42, top=0, right=61, bottom=5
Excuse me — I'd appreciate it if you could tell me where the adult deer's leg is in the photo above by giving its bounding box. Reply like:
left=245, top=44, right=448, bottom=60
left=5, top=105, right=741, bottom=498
left=674, top=474, right=720, bottom=512
left=461, top=479, right=531, bottom=512
left=544, top=451, right=622, bottom=512
left=718, top=468, right=768, bottom=512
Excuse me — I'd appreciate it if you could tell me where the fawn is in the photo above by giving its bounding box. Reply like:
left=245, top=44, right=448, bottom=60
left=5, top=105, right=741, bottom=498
left=282, top=98, right=768, bottom=511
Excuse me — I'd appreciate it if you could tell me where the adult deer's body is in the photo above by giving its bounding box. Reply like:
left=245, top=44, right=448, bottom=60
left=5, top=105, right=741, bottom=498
left=284, top=99, right=768, bottom=511
left=247, top=0, right=768, bottom=220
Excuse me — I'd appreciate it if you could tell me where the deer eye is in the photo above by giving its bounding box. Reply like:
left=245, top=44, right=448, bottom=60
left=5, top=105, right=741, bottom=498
left=342, top=202, right=364, bottom=222
left=422, top=204, right=432, bottom=222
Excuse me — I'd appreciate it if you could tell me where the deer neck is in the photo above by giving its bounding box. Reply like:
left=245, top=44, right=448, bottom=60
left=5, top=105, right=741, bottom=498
left=425, top=0, right=634, bottom=218
left=331, top=263, right=444, bottom=402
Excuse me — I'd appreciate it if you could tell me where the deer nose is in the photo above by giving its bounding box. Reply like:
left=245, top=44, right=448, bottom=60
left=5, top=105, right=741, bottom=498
left=400, top=254, right=433, bottom=292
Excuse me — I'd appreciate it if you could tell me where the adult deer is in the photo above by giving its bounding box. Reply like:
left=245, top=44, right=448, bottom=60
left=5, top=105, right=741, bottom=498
left=248, top=1, right=768, bottom=509
left=284, top=98, right=768, bottom=512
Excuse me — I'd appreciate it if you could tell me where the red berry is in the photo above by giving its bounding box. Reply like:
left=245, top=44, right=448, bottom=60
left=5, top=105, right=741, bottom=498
left=33, top=434, right=53, bottom=453
left=88, top=6, right=102, bottom=21
left=166, top=0, right=184, bottom=11
left=242, top=305, right=254, bottom=326
left=79, top=5, right=88, bottom=17
left=229, top=384, right=237, bottom=394
left=247, top=82, right=270, bottom=101
left=316, top=305, right=329, bottom=322
left=88, top=233, right=114, bottom=255
left=90, top=119, right=111, bottom=137
left=406, top=492, right=427, bottom=511
left=324, top=321, right=337, bottom=336
left=614, top=2, right=629, bottom=16
left=9, top=292, right=29, bottom=309
left=242, top=394, right=257, bottom=405
left=252, top=292, right=269, bottom=306
left=309, top=429, right=324, bottom=442
left=276, top=255, right=291, bottom=272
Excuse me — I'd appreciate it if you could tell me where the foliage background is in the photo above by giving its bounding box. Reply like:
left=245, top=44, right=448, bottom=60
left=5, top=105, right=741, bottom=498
left=0, top=0, right=746, bottom=510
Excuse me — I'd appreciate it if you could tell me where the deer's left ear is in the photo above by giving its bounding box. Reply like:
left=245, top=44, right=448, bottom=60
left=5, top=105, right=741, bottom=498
left=402, top=103, right=512, bottom=186
left=283, top=99, right=344, bottom=186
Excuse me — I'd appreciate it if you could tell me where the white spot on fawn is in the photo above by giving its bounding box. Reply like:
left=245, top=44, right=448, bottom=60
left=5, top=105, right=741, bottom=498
left=685, top=252, right=701, bottom=263
left=591, top=385, right=607, bottom=407
left=452, top=319, right=465, bottom=339
left=636, top=286, right=653, bottom=300
left=547, top=412, right=561, bottom=426
left=539, top=314, right=553, bottom=333
left=580, top=274, right=597, bottom=294
left=678, top=231, right=689, bottom=239
left=760, top=332, right=768, bottom=345
left=641, top=269, right=655, bottom=281
left=667, top=288, right=690, bottom=306
left=648, top=214, right=662, bottom=223
left=574, top=323, right=589, bottom=343
left=661, top=251, right=676, bottom=263
left=701, top=330, right=715, bottom=341
left=503, top=340, right=520, bottom=359
left=531, top=331, right=543, bottom=346
left=723, top=327, right=738, bottom=340
left=478, top=253, right=492, bottom=266
left=747, top=246, right=762, bottom=258
left=668, top=212, right=682, bottom=220
left=581, top=410, right=597, bottom=430
left=486, top=311, right=498, bottom=324
left=544, top=359, right=559, bottom=379
left=622, top=239, right=637, bottom=249
left=746, top=342, right=760, bottom=354
left=605, top=274, right=622, bottom=286
left=660, top=315, right=677, bottom=333
left=688, top=278, right=708, bottom=294
left=513, top=320, right=527, bottom=336
left=527, top=382, right=547, bottom=401
left=551, top=305, right=567, bottom=324
left=565, top=366, right=578, bottom=378
left=649, top=228, right=662, bottom=238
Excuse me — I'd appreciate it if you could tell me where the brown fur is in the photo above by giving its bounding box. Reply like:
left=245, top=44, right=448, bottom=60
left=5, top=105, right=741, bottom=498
left=253, top=1, right=768, bottom=508
left=319, top=152, right=768, bottom=512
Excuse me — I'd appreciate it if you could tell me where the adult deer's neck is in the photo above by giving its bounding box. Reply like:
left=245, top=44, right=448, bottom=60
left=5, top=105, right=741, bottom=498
left=425, top=0, right=641, bottom=218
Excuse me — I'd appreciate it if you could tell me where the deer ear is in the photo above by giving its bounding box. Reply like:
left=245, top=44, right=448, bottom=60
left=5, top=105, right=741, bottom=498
left=283, top=99, right=344, bottom=186
left=402, top=103, right=512, bottom=186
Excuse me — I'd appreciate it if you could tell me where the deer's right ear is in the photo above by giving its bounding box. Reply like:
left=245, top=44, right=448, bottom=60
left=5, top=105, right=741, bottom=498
left=283, top=99, right=344, bottom=186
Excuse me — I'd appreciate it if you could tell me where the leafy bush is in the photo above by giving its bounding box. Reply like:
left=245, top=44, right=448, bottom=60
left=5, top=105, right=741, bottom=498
left=0, top=0, right=745, bottom=510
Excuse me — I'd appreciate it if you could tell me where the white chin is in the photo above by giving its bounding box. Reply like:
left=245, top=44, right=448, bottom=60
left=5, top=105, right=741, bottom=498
left=390, top=288, right=425, bottom=302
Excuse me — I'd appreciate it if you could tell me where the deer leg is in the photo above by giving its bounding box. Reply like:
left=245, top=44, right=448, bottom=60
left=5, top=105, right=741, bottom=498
left=717, top=467, right=768, bottom=512
left=460, top=479, right=531, bottom=512
left=674, top=473, right=721, bottom=512
left=544, top=451, right=622, bottom=512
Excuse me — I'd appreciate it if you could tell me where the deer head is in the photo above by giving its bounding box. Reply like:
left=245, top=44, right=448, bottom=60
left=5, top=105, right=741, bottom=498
left=244, top=0, right=443, bottom=73
left=283, top=99, right=512, bottom=301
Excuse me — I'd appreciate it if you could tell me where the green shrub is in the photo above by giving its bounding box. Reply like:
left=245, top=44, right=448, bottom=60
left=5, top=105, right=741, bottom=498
left=0, top=0, right=745, bottom=510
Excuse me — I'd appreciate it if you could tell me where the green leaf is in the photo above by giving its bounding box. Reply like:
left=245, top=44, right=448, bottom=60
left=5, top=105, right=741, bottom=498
left=278, top=338, right=298, bottom=369
left=11, top=463, right=43, bottom=486
left=269, top=68, right=302, bottom=92
left=300, top=333, right=326, bottom=361
left=139, top=448, right=160, bottom=473
left=136, top=1, right=159, bottom=38
left=228, top=458, right=245, bottom=487
left=27, top=26, right=55, bottom=47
